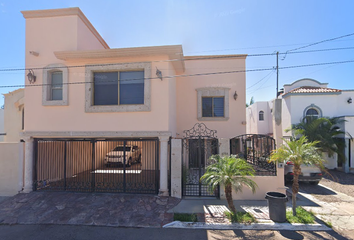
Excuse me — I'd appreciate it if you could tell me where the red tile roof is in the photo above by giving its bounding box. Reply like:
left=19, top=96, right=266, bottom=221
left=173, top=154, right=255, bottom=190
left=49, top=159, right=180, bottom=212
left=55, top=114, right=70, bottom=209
left=288, top=86, right=341, bottom=94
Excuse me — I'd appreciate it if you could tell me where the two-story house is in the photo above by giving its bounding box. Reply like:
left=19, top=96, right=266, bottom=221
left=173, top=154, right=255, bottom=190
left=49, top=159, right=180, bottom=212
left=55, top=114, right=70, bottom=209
left=20, top=7, right=254, bottom=197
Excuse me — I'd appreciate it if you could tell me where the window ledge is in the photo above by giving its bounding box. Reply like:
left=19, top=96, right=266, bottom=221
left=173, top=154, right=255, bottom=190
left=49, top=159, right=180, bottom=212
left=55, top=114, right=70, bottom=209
left=198, top=117, right=229, bottom=121
left=43, top=100, right=68, bottom=106
left=86, top=104, right=150, bottom=113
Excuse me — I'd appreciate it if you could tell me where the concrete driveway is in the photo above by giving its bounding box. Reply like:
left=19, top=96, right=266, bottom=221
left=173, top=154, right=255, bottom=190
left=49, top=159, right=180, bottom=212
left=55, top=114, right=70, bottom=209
left=0, top=192, right=180, bottom=228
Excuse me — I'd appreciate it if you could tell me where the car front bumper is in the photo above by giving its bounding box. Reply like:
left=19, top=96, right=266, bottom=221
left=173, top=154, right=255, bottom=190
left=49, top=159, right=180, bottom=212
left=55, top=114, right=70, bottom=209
left=285, top=173, right=322, bottom=182
left=105, top=157, right=124, bottom=163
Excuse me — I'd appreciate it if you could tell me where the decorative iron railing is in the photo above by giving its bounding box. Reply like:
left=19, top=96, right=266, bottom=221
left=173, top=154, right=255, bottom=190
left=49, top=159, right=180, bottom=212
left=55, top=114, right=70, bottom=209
left=230, top=134, right=277, bottom=176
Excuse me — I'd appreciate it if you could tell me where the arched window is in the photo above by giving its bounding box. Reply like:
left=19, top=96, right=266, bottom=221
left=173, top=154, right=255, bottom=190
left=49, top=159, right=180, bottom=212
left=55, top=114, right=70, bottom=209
left=303, top=104, right=322, bottom=119
left=305, top=108, right=319, bottom=119
left=259, top=111, right=264, bottom=121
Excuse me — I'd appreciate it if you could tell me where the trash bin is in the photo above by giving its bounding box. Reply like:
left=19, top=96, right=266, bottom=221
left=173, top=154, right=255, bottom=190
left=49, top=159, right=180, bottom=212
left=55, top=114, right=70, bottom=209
left=265, top=192, right=288, bottom=222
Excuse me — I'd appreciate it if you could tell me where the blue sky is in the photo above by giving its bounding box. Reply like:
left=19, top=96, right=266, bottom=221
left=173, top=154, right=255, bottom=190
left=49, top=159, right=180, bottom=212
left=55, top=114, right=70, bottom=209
left=0, top=0, right=353, bottom=106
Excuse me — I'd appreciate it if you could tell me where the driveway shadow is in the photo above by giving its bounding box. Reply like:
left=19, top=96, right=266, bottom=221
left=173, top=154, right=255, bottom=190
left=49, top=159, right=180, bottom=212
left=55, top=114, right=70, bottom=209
left=286, top=182, right=337, bottom=196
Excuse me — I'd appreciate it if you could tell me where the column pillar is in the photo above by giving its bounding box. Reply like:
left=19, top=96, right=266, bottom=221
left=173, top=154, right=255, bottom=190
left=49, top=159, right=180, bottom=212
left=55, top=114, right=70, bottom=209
left=23, top=137, right=34, bottom=193
left=219, top=138, right=230, bottom=156
left=272, top=98, right=283, bottom=148
left=171, top=139, right=182, bottom=198
left=159, top=136, right=169, bottom=196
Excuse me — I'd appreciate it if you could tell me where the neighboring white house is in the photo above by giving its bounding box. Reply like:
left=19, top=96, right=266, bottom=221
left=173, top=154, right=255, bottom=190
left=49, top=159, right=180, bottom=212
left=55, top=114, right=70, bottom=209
left=247, top=78, right=354, bottom=172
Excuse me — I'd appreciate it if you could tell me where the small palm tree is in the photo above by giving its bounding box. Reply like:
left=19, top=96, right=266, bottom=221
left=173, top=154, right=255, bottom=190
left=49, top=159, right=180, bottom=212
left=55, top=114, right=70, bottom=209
left=246, top=96, right=254, bottom=107
left=200, top=155, right=258, bottom=214
left=270, top=136, right=324, bottom=216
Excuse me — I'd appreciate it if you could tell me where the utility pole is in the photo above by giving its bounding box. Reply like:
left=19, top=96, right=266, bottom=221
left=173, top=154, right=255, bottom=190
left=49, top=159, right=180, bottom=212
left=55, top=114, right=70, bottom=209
left=276, top=51, right=279, bottom=99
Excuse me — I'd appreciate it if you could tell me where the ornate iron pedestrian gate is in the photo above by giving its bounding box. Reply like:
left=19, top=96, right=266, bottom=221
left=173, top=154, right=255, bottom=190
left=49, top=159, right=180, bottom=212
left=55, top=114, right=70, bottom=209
left=182, top=123, right=219, bottom=197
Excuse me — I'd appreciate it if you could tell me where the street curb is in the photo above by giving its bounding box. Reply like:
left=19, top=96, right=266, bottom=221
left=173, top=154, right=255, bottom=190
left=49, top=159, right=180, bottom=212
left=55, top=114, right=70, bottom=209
left=163, top=221, right=332, bottom=231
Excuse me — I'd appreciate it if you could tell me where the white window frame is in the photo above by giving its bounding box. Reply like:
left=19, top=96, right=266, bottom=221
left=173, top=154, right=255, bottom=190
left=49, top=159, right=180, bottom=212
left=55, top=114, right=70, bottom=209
left=85, top=62, right=151, bottom=113
left=303, top=104, right=322, bottom=119
left=42, top=63, right=68, bottom=106
left=196, top=87, right=230, bottom=121
left=259, top=111, right=264, bottom=121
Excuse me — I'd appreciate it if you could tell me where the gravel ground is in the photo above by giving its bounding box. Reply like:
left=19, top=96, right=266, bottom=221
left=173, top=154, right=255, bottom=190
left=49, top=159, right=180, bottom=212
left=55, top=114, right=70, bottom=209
left=289, top=170, right=354, bottom=203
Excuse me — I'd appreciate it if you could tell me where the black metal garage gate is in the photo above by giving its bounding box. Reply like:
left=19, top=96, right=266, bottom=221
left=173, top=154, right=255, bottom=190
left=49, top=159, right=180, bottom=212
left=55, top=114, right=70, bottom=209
left=33, top=138, right=159, bottom=194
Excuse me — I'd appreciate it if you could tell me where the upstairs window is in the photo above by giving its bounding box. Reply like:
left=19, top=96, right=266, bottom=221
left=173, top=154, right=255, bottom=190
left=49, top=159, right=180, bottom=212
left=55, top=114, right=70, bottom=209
left=42, top=64, right=68, bottom=106
left=259, top=111, right=264, bottom=121
left=202, top=97, right=225, bottom=117
left=50, top=71, right=63, bottom=101
left=94, top=71, right=144, bottom=106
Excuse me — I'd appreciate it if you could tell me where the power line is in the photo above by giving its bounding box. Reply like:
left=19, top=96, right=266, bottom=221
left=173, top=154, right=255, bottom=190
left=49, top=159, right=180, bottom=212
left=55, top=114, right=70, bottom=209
left=0, top=53, right=272, bottom=72
left=246, top=69, right=275, bottom=90
left=287, top=32, right=354, bottom=52
left=247, top=71, right=276, bottom=94
left=184, top=39, right=354, bottom=54
left=0, top=59, right=353, bottom=89
left=1, top=46, right=354, bottom=73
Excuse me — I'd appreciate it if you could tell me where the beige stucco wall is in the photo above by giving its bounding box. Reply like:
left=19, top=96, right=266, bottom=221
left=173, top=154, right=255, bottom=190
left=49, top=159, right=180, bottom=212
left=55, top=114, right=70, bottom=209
left=25, top=55, right=175, bottom=133
left=77, top=17, right=106, bottom=51
left=220, top=166, right=285, bottom=200
left=176, top=57, right=246, bottom=138
left=0, top=142, right=24, bottom=196
left=0, top=109, right=4, bottom=141
left=4, top=89, right=24, bottom=142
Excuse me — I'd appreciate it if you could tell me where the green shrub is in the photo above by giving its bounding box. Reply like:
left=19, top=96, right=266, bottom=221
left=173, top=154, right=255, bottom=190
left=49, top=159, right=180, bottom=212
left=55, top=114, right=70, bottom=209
left=173, top=213, right=198, bottom=222
left=286, top=207, right=315, bottom=224
left=225, top=211, right=256, bottom=223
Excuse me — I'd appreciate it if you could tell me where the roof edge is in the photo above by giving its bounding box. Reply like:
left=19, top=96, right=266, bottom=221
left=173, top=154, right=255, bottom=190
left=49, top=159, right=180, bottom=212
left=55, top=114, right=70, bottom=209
left=21, top=7, right=109, bottom=49
left=283, top=78, right=328, bottom=87
left=184, top=54, right=247, bottom=60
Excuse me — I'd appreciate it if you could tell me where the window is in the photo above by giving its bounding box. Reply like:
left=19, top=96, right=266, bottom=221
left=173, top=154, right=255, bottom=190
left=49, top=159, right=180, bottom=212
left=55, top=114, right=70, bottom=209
left=85, top=62, right=151, bottom=112
left=50, top=71, right=63, bottom=101
left=93, top=71, right=144, bottom=106
left=42, top=64, right=68, bottom=106
left=305, top=108, right=319, bottom=118
left=202, top=97, right=225, bottom=117
left=303, top=104, right=322, bottom=119
left=196, top=87, right=230, bottom=121
left=259, top=111, right=264, bottom=121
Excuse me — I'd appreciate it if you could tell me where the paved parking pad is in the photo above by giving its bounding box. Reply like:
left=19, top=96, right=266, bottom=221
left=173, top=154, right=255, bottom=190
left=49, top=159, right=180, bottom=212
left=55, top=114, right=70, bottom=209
left=0, top=192, right=180, bottom=228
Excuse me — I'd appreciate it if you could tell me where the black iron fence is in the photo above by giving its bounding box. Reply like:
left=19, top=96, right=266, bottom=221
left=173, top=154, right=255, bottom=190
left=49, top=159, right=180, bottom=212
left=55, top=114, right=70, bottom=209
left=230, top=134, right=277, bottom=176
left=34, top=138, right=159, bottom=194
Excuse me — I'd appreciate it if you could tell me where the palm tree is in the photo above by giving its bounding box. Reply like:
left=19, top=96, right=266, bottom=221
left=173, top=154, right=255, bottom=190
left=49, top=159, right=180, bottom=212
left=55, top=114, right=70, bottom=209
left=246, top=96, right=254, bottom=107
left=200, top=155, right=257, bottom=214
left=270, top=136, right=324, bottom=216
left=288, top=116, right=346, bottom=161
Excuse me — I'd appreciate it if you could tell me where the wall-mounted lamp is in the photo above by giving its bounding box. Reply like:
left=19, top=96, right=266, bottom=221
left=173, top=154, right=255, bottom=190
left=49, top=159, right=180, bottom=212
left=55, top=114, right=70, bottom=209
left=156, top=67, right=163, bottom=81
left=348, top=97, right=352, bottom=104
left=29, top=51, right=39, bottom=56
left=233, top=91, right=238, bottom=101
left=27, top=69, right=36, bottom=84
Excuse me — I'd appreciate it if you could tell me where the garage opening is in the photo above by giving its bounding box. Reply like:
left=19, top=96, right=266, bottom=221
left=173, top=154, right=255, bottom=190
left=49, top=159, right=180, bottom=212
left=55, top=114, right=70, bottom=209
left=34, top=138, right=159, bottom=194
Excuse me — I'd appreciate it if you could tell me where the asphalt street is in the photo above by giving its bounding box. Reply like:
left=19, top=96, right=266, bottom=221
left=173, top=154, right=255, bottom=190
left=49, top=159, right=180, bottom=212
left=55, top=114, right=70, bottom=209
left=0, top=225, right=350, bottom=240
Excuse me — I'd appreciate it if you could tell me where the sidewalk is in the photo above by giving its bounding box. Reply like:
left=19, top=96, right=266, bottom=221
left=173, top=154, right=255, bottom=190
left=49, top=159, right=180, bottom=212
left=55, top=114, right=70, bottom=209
left=166, top=196, right=331, bottom=231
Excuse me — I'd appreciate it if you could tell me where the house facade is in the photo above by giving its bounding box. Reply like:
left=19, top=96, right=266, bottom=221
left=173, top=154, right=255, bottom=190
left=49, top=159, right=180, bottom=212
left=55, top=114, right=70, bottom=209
left=0, top=108, right=3, bottom=141
left=20, top=7, right=261, bottom=197
left=247, top=78, right=354, bottom=172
